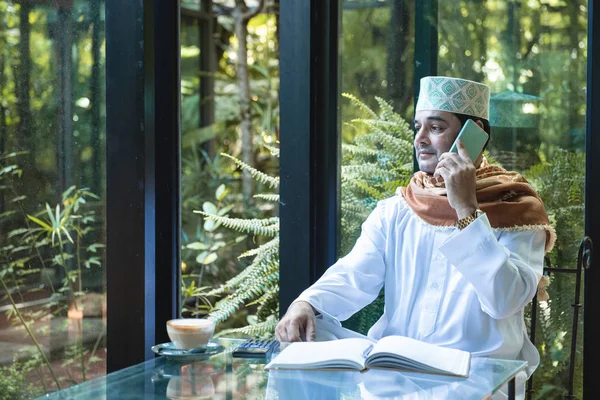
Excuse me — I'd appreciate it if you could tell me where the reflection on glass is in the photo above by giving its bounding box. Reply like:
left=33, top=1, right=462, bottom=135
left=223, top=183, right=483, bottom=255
left=166, top=364, right=216, bottom=400
left=0, top=0, right=106, bottom=397
left=340, top=0, right=587, bottom=396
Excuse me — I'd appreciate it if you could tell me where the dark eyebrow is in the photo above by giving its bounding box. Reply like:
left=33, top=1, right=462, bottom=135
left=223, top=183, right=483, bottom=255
left=413, top=116, right=449, bottom=125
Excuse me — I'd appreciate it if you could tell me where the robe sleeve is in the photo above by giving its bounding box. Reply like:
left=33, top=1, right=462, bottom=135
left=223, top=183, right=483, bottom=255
left=293, top=203, right=388, bottom=323
left=438, top=213, right=545, bottom=320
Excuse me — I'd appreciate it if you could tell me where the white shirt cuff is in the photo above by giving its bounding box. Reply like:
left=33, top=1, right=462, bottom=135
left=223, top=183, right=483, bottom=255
left=291, top=297, right=342, bottom=326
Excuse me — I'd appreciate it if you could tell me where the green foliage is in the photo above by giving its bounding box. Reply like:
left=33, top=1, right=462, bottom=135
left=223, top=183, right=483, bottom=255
left=339, top=94, right=414, bottom=334
left=0, top=362, right=42, bottom=399
left=339, top=93, right=414, bottom=256
left=0, top=152, right=105, bottom=394
left=192, top=94, right=414, bottom=338
left=180, top=10, right=280, bottom=330
left=194, top=147, right=280, bottom=338
left=523, top=149, right=585, bottom=398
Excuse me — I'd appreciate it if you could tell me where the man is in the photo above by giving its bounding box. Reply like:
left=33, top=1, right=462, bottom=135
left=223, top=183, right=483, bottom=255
left=275, top=77, right=555, bottom=398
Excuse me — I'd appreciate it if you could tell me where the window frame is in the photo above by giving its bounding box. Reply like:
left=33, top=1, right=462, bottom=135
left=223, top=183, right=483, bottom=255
left=105, top=0, right=181, bottom=372
left=279, top=0, right=341, bottom=314
left=584, top=0, right=600, bottom=396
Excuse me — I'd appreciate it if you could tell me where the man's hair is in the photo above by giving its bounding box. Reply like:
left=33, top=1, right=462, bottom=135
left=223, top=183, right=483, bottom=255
left=453, top=112, right=492, bottom=149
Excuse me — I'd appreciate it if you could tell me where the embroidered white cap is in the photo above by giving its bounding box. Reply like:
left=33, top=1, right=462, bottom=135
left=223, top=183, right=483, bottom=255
left=415, top=76, right=490, bottom=120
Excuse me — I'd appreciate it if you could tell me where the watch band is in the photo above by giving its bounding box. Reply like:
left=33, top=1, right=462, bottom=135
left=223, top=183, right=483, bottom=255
left=456, top=209, right=484, bottom=230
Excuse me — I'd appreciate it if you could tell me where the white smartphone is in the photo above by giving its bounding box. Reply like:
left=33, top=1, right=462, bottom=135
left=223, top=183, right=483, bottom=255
left=449, top=119, right=489, bottom=161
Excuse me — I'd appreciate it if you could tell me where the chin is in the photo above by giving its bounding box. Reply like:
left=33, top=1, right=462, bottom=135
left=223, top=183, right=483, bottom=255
left=418, top=163, right=436, bottom=175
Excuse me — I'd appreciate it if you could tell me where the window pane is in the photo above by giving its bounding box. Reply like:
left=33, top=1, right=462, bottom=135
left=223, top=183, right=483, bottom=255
left=437, top=1, right=586, bottom=396
left=339, top=0, right=415, bottom=333
left=180, top=6, right=280, bottom=337
left=0, top=1, right=106, bottom=397
left=339, top=0, right=587, bottom=396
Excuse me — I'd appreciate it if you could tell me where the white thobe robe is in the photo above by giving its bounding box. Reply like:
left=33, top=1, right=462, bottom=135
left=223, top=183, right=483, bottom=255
left=295, top=195, right=545, bottom=399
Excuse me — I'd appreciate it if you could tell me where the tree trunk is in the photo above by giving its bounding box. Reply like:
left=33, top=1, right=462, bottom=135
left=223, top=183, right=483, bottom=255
left=233, top=7, right=254, bottom=206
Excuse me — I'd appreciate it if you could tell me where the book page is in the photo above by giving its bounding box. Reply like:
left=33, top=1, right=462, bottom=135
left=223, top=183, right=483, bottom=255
left=265, top=338, right=374, bottom=371
left=366, top=336, right=470, bottom=377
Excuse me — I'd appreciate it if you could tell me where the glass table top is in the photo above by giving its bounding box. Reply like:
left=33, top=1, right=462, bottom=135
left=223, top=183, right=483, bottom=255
left=37, top=338, right=527, bottom=400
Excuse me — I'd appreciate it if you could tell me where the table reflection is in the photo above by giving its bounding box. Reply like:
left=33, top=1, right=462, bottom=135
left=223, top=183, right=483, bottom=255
left=165, top=364, right=216, bottom=400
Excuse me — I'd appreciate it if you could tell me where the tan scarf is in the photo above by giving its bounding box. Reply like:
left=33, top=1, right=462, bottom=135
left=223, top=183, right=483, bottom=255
left=397, top=158, right=556, bottom=300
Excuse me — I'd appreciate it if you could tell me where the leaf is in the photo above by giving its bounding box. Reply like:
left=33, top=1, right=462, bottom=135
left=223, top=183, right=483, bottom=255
left=84, top=257, right=102, bottom=269
left=46, top=203, right=57, bottom=227
left=235, top=235, right=247, bottom=243
left=196, top=251, right=209, bottom=264
left=215, top=184, right=228, bottom=201
left=202, top=202, right=218, bottom=215
left=181, top=126, right=216, bottom=149
left=87, top=243, right=106, bottom=253
left=186, top=242, right=209, bottom=250
left=10, top=195, right=26, bottom=202
left=8, top=228, right=29, bottom=238
left=0, top=164, right=18, bottom=175
left=60, top=226, right=74, bottom=244
left=203, top=253, right=218, bottom=265
left=27, top=215, right=52, bottom=231
left=210, top=241, right=226, bottom=251
left=88, top=356, right=102, bottom=364
left=0, top=210, right=17, bottom=219
left=217, top=204, right=234, bottom=216
left=204, top=218, right=216, bottom=232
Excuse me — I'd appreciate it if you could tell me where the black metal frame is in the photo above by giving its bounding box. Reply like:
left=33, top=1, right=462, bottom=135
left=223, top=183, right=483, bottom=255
left=105, top=0, right=181, bottom=372
left=279, top=0, right=341, bottom=315
left=584, top=0, right=600, bottom=397
left=413, top=0, right=438, bottom=171
left=527, top=242, right=592, bottom=400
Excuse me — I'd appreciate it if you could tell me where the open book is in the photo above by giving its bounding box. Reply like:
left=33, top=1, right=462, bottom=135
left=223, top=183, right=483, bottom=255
left=265, top=337, right=471, bottom=378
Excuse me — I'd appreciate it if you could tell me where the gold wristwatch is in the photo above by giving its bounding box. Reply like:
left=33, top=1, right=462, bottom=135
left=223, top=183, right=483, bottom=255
left=456, top=208, right=484, bottom=230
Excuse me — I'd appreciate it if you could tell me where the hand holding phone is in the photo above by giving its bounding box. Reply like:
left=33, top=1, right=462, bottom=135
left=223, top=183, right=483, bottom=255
left=449, top=119, right=489, bottom=162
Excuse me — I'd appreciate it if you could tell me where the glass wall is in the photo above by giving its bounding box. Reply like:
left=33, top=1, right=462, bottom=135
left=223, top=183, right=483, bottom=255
left=339, top=0, right=587, bottom=396
left=0, top=0, right=106, bottom=397
left=180, top=1, right=280, bottom=338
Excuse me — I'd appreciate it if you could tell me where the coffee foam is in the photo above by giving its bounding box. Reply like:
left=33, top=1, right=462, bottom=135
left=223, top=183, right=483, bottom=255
left=168, top=319, right=213, bottom=328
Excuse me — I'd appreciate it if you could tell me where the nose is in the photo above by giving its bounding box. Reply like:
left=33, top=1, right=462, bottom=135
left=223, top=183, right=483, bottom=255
left=414, top=126, right=430, bottom=147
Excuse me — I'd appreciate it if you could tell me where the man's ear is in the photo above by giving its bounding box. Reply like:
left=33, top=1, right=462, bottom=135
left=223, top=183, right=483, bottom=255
left=475, top=120, right=485, bottom=130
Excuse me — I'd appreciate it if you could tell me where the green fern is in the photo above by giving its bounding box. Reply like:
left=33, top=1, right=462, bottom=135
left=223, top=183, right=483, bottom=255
left=196, top=95, right=414, bottom=338
left=342, top=93, right=378, bottom=119
left=341, top=144, right=379, bottom=158
left=214, top=315, right=278, bottom=339
left=239, top=237, right=278, bottom=259
left=339, top=95, right=414, bottom=334
left=264, top=144, right=280, bottom=158
left=221, top=153, right=279, bottom=189
left=523, top=149, right=585, bottom=397
left=194, top=212, right=279, bottom=236
left=254, top=193, right=280, bottom=202
left=194, top=148, right=281, bottom=337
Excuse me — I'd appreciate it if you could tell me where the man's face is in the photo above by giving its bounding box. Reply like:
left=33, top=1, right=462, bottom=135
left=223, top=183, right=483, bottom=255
left=413, top=110, right=462, bottom=174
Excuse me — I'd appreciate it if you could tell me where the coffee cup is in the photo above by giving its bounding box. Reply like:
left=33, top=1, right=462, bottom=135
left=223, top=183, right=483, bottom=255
left=166, top=318, right=215, bottom=350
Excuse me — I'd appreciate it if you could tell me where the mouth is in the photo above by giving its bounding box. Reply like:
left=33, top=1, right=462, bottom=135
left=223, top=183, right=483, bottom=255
left=419, top=152, right=435, bottom=158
